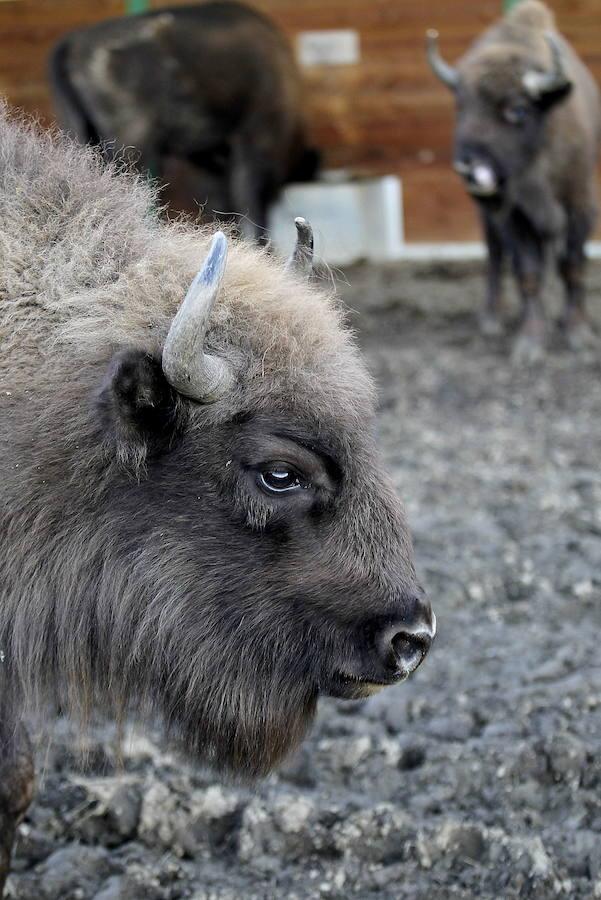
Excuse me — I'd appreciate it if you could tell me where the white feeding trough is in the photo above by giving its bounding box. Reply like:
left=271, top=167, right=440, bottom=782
left=269, top=171, right=405, bottom=267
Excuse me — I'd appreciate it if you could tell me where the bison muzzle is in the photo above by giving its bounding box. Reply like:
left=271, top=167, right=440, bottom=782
left=0, top=107, right=434, bottom=894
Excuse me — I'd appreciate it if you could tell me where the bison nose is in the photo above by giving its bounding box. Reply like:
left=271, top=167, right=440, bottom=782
left=376, top=612, right=436, bottom=677
left=454, top=155, right=499, bottom=196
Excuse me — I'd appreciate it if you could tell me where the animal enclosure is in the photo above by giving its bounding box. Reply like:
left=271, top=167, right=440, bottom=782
left=1, top=0, right=601, bottom=239
left=1, top=2, right=601, bottom=898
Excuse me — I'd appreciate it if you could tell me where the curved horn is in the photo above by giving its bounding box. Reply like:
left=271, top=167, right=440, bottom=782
left=523, top=32, right=571, bottom=99
left=162, top=231, right=234, bottom=402
left=286, top=217, right=314, bottom=278
left=426, top=29, right=460, bottom=90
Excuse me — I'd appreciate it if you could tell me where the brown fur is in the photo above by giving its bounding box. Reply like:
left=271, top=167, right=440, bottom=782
left=460, top=1, right=601, bottom=198
left=49, top=1, right=317, bottom=239
left=433, top=0, right=601, bottom=352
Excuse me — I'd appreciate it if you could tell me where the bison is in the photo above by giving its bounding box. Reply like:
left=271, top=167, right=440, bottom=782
left=0, top=106, right=435, bottom=895
left=427, top=0, right=601, bottom=361
left=49, top=0, right=318, bottom=241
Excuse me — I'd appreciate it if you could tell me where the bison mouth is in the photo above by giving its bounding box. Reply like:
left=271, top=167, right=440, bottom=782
left=323, top=669, right=408, bottom=701
left=453, top=159, right=505, bottom=202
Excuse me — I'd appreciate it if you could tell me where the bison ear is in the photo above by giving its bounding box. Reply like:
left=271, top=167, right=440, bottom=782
left=97, top=349, right=182, bottom=454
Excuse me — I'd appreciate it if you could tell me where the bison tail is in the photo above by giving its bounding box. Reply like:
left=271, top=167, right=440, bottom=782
left=48, top=38, right=100, bottom=146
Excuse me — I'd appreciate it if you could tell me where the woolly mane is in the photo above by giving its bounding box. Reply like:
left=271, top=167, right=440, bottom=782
left=0, top=106, right=371, bottom=415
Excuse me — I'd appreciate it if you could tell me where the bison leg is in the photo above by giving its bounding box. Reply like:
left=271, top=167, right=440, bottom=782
left=558, top=209, right=598, bottom=351
left=0, top=713, right=34, bottom=898
left=229, top=138, right=270, bottom=244
left=507, top=211, right=548, bottom=364
left=480, top=214, right=506, bottom=336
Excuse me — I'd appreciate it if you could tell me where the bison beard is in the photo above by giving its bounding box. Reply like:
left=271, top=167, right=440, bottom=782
left=162, top=628, right=319, bottom=778
left=0, top=106, right=433, bottom=893
left=3, top=499, right=319, bottom=779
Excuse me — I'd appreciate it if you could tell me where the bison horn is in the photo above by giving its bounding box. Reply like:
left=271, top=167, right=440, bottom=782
left=286, top=217, right=314, bottom=278
left=162, top=231, right=235, bottom=402
left=523, top=32, right=571, bottom=99
left=426, top=29, right=460, bottom=90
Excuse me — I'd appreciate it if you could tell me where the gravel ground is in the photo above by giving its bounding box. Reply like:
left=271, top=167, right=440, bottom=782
left=6, top=259, right=601, bottom=900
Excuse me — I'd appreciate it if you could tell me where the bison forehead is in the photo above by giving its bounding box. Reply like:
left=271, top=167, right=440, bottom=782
left=172, top=238, right=377, bottom=418
left=462, top=44, right=548, bottom=103
left=462, top=46, right=532, bottom=102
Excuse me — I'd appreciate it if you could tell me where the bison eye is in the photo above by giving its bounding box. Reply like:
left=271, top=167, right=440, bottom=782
left=258, top=464, right=307, bottom=495
left=504, top=103, right=528, bottom=125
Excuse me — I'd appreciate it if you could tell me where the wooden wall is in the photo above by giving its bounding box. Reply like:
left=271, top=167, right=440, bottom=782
left=1, top=0, right=601, bottom=240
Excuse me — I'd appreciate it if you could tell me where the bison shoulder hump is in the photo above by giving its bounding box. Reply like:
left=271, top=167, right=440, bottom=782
left=508, top=0, right=556, bottom=32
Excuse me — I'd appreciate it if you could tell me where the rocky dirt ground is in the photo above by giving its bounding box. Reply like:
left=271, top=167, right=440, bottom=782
left=6, top=259, right=601, bottom=900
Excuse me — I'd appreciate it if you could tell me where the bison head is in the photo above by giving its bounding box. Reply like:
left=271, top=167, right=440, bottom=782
left=81, top=221, right=434, bottom=777
left=427, top=29, right=572, bottom=203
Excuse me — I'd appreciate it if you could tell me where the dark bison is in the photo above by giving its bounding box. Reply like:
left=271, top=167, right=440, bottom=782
left=49, top=1, right=318, bottom=240
left=0, top=107, right=434, bottom=895
left=427, top=0, right=601, bottom=361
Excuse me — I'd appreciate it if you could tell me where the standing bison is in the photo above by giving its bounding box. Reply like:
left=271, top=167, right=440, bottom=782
left=427, top=0, right=601, bottom=360
left=49, top=1, right=318, bottom=241
left=0, top=107, right=434, bottom=895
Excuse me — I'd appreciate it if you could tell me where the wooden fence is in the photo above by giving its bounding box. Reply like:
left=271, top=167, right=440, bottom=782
left=1, top=0, right=600, bottom=239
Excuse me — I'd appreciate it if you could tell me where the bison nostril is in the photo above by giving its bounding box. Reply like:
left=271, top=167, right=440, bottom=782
left=391, top=632, right=430, bottom=674
left=453, top=158, right=472, bottom=175
left=376, top=622, right=433, bottom=676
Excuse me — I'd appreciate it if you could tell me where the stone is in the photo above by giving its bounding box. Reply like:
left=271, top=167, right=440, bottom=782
left=72, top=780, right=142, bottom=847
left=177, top=785, right=244, bottom=856
left=332, top=803, right=417, bottom=864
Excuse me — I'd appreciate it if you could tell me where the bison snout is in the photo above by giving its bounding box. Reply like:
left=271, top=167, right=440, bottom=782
left=376, top=611, right=436, bottom=677
left=323, top=596, right=435, bottom=700
left=454, top=155, right=501, bottom=198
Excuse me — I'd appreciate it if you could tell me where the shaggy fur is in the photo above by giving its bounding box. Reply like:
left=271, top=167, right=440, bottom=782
left=0, top=697, right=33, bottom=897
left=0, top=107, right=430, bottom=786
left=432, top=0, right=601, bottom=355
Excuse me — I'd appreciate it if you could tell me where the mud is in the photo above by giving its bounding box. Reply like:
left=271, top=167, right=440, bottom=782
left=6, top=258, right=601, bottom=900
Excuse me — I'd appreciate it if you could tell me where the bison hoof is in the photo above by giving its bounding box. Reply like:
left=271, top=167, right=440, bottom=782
left=479, top=312, right=505, bottom=337
left=511, top=329, right=546, bottom=367
left=564, top=319, right=599, bottom=353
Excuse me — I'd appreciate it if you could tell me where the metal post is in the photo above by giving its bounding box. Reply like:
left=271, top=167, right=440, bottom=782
left=126, top=0, right=150, bottom=13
